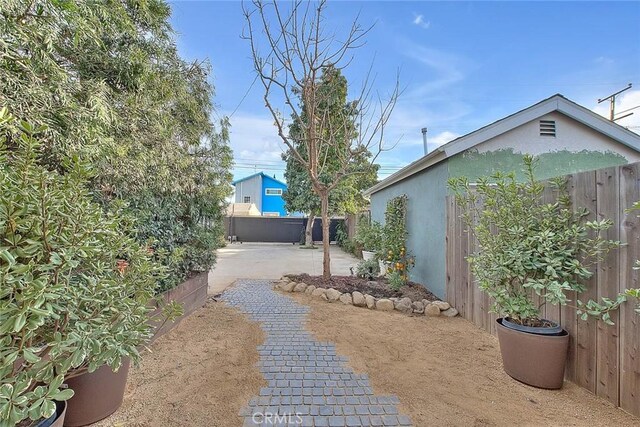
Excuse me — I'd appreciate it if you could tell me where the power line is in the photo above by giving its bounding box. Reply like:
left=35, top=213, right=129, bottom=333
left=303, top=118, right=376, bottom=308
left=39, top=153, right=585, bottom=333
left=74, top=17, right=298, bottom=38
left=228, top=74, right=259, bottom=119
left=616, top=104, right=640, bottom=115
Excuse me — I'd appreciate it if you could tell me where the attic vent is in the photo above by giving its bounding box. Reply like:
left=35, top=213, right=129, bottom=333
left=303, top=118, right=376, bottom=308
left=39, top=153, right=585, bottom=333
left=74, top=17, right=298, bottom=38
left=540, top=120, right=556, bottom=137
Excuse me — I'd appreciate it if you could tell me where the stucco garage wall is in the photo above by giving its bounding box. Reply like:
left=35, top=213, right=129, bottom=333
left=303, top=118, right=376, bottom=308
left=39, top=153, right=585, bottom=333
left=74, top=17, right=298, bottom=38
left=449, top=111, right=639, bottom=182
left=370, top=161, right=448, bottom=299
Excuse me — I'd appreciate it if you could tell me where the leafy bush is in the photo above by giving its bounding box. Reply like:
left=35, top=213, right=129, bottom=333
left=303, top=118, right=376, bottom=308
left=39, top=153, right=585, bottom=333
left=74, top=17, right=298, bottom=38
left=340, top=238, right=358, bottom=256
left=355, top=259, right=380, bottom=280
left=354, top=220, right=384, bottom=253
left=335, top=220, right=348, bottom=246
left=386, top=270, right=405, bottom=291
left=0, top=113, right=168, bottom=426
left=0, top=1, right=233, bottom=292
left=578, top=200, right=640, bottom=322
left=449, top=155, right=618, bottom=326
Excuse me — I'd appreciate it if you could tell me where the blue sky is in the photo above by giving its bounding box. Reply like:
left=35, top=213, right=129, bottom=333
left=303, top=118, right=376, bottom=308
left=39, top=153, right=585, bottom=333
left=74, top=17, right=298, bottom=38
left=169, top=1, right=640, bottom=182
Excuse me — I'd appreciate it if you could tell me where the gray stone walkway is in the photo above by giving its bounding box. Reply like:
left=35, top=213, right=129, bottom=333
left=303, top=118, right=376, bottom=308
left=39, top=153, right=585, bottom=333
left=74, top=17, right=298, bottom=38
left=222, top=280, right=412, bottom=427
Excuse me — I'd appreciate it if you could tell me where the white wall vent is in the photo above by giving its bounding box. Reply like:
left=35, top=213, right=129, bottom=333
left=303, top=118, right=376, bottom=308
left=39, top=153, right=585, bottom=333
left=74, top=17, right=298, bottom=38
left=540, top=120, right=556, bottom=137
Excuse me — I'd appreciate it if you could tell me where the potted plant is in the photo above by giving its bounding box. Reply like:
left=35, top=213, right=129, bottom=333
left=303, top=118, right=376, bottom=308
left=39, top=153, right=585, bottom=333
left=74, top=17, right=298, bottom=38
left=354, top=219, right=383, bottom=261
left=0, top=112, right=176, bottom=426
left=355, top=258, right=380, bottom=280
left=449, top=155, right=618, bottom=389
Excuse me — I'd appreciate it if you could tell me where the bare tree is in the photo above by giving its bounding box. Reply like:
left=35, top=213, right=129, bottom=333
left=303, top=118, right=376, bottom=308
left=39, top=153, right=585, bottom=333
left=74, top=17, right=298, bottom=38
left=243, top=0, right=399, bottom=279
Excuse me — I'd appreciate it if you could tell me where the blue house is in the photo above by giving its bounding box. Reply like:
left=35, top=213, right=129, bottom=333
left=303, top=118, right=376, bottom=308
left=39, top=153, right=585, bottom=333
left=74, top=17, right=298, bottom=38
left=232, top=172, right=288, bottom=216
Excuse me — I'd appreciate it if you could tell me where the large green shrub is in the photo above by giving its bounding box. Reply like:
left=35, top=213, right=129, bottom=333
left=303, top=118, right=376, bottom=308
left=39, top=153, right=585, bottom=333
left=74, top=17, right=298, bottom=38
left=449, top=155, right=618, bottom=326
left=0, top=0, right=233, bottom=291
left=354, top=219, right=384, bottom=253
left=0, top=112, right=166, bottom=426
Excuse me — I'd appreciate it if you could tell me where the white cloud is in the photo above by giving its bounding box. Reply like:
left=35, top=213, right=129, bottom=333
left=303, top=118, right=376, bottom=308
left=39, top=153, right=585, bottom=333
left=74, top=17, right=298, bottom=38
left=366, top=41, right=473, bottom=171
left=227, top=113, right=285, bottom=161
left=429, top=130, right=460, bottom=147
left=371, top=129, right=461, bottom=181
left=396, top=39, right=470, bottom=100
left=412, top=13, right=431, bottom=30
left=594, top=56, right=614, bottom=66
left=592, top=89, right=640, bottom=134
left=224, top=112, right=288, bottom=181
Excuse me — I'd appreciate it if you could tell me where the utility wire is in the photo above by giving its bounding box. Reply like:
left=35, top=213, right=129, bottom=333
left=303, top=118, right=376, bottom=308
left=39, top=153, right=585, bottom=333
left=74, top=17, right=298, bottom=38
left=229, top=73, right=259, bottom=119
left=616, top=104, right=640, bottom=115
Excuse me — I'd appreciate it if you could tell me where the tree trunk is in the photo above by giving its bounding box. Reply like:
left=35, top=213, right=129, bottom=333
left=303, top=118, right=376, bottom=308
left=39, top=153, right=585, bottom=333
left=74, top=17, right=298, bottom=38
left=320, top=191, right=331, bottom=279
left=304, top=211, right=315, bottom=247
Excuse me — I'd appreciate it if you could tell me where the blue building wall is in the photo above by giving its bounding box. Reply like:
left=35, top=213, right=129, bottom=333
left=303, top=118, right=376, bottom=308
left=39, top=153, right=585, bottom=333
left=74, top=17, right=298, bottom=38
left=370, top=161, right=449, bottom=299
left=261, top=175, right=288, bottom=216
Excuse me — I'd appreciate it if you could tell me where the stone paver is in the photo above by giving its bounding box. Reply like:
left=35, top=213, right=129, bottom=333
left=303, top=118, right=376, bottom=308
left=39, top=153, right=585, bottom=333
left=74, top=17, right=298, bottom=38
left=222, top=280, right=412, bottom=427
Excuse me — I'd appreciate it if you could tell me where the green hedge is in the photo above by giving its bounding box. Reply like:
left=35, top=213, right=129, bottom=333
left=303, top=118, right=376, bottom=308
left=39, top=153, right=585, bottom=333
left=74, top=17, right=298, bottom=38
left=0, top=0, right=232, bottom=291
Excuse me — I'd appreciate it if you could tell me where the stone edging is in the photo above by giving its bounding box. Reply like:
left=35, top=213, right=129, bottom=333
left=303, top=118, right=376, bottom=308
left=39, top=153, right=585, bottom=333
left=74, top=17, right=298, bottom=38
left=273, top=276, right=459, bottom=318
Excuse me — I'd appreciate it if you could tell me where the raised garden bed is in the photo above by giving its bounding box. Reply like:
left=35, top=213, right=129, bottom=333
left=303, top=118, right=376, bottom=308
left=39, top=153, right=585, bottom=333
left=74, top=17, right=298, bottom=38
left=149, top=271, right=209, bottom=340
left=278, top=275, right=457, bottom=317
left=286, top=273, right=438, bottom=302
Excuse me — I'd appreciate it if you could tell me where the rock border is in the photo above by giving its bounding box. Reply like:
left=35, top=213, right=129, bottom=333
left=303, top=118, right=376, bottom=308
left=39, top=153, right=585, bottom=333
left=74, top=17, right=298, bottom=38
left=273, top=276, right=459, bottom=318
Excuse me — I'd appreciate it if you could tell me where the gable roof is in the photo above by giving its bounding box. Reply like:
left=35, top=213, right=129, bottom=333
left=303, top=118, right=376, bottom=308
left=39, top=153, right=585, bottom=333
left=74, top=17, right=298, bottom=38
left=232, top=172, right=288, bottom=187
left=365, top=94, right=640, bottom=196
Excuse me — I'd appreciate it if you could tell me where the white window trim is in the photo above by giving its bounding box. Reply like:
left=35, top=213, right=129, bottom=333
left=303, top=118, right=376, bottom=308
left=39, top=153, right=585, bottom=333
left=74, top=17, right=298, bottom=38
left=265, top=188, right=283, bottom=196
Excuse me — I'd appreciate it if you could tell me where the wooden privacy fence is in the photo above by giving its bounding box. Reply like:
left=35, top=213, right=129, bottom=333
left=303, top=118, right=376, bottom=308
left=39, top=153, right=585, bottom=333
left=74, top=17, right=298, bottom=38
left=446, top=162, right=640, bottom=417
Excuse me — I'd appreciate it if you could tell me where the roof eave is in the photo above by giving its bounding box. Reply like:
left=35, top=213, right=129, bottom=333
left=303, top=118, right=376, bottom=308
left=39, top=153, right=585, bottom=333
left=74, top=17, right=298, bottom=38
left=364, top=149, right=447, bottom=196
left=364, top=94, right=640, bottom=196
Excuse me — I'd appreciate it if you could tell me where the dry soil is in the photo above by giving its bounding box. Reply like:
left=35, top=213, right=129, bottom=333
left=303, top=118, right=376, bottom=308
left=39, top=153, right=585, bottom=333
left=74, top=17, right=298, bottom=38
left=290, top=292, right=639, bottom=427
left=95, top=299, right=265, bottom=427
left=96, top=290, right=639, bottom=427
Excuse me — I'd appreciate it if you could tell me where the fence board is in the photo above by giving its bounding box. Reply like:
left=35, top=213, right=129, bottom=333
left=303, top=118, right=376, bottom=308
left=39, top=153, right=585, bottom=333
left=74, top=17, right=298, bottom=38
left=595, top=167, right=620, bottom=406
left=446, top=197, right=456, bottom=309
left=620, top=163, right=640, bottom=416
left=445, top=161, right=640, bottom=417
left=458, top=201, right=469, bottom=319
left=573, top=171, right=598, bottom=392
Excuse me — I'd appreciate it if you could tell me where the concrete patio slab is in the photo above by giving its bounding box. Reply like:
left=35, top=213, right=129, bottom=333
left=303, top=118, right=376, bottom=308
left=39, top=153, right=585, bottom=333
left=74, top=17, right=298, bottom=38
left=208, top=243, right=360, bottom=295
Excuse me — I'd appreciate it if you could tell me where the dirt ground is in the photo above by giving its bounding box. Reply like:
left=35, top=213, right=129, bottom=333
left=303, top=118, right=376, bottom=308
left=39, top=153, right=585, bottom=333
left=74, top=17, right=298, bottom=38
left=289, top=292, right=639, bottom=427
left=95, top=299, right=265, bottom=427
left=96, top=291, right=639, bottom=427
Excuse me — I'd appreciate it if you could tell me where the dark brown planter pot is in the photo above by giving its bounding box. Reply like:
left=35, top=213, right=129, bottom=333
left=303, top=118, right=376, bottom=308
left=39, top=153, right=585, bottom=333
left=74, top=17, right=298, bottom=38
left=496, top=318, right=569, bottom=389
left=63, top=359, right=130, bottom=426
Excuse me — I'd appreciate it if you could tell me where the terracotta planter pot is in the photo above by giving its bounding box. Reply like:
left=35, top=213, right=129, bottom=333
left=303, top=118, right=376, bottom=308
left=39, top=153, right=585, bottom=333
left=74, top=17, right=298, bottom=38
left=32, top=401, right=66, bottom=427
left=496, top=318, right=569, bottom=389
left=63, top=359, right=130, bottom=426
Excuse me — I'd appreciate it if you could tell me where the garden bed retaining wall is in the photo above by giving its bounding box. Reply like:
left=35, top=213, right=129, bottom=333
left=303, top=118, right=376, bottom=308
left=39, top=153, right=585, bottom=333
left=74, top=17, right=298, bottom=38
left=149, top=272, right=209, bottom=340
left=274, top=276, right=459, bottom=318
